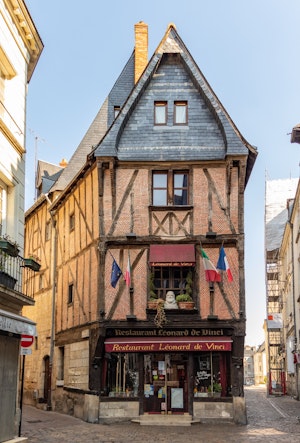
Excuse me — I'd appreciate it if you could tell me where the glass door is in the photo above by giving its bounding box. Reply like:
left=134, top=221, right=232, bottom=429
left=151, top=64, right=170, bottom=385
left=143, top=353, right=188, bottom=414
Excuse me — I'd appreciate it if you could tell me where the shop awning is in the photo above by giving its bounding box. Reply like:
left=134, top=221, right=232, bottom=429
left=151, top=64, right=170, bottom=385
left=0, top=309, right=37, bottom=336
left=149, top=244, right=195, bottom=266
left=105, top=337, right=232, bottom=353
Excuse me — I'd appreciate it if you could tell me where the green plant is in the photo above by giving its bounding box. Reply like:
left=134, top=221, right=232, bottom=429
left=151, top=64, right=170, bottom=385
left=176, top=293, right=193, bottom=302
left=185, top=270, right=193, bottom=297
left=0, top=235, right=19, bottom=257
left=148, top=271, right=157, bottom=300
left=213, top=382, right=222, bottom=392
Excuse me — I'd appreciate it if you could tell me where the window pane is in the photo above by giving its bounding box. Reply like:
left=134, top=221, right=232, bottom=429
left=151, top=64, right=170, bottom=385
left=174, top=173, right=188, bottom=205
left=174, top=173, right=186, bottom=188
left=174, top=101, right=187, bottom=124
left=174, top=189, right=188, bottom=205
left=153, top=190, right=167, bottom=205
left=153, top=172, right=167, bottom=205
left=153, top=174, right=167, bottom=187
left=154, top=102, right=167, bottom=124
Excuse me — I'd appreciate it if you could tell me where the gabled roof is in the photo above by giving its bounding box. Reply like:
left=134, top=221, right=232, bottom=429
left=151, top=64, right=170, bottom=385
left=93, top=24, right=257, bottom=184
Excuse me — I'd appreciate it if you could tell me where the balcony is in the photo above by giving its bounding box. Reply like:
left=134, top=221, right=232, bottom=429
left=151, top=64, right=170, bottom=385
left=0, top=247, right=39, bottom=309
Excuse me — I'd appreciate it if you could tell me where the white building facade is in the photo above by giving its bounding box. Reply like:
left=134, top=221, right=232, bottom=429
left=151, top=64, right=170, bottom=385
left=0, top=1, right=43, bottom=441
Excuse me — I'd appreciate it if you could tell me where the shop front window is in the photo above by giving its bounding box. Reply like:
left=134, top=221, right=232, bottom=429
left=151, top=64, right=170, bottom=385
left=193, top=352, right=231, bottom=398
left=105, top=353, right=139, bottom=397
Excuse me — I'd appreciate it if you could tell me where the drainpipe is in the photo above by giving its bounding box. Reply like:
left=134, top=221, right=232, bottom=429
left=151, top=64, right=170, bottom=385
left=45, top=194, right=57, bottom=410
left=288, top=220, right=298, bottom=399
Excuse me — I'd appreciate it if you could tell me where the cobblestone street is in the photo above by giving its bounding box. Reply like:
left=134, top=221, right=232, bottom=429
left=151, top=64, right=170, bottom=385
left=21, top=386, right=300, bottom=442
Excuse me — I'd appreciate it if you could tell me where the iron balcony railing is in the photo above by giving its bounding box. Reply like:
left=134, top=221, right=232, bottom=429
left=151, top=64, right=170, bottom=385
left=0, top=248, right=39, bottom=299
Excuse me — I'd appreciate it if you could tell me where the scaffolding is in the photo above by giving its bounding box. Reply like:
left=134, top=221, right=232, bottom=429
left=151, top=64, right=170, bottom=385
left=266, top=251, right=285, bottom=395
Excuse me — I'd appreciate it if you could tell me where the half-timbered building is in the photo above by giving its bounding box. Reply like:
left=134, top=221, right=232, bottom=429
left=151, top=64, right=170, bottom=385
left=23, top=22, right=257, bottom=425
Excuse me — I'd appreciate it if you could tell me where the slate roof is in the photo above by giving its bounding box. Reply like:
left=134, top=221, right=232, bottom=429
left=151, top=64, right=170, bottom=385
left=93, top=25, right=257, bottom=185
left=50, top=52, right=134, bottom=193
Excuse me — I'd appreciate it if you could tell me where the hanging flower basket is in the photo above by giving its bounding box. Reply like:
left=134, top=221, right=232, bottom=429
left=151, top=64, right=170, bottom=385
left=24, top=258, right=41, bottom=272
left=0, top=239, right=19, bottom=257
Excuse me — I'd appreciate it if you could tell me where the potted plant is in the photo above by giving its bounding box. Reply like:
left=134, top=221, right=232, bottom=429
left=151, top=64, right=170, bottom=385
left=213, top=382, right=222, bottom=397
left=176, top=293, right=195, bottom=309
left=148, top=271, right=159, bottom=308
left=24, top=254, right=41, bottom=272
left=0, top=235, right=19, bottom=257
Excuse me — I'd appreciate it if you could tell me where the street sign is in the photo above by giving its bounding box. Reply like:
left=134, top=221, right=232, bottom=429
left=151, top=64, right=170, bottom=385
left=20, top=348, right=32, bottom=355
left=21, top=334, right=34, bottom=348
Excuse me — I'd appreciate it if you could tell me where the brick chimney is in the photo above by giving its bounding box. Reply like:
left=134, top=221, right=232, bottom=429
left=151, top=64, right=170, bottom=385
left=134, top=21, right=148, bottom=84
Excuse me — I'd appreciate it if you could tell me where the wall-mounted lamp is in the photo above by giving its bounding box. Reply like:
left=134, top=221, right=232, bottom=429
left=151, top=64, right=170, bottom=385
left=126, top=233, right=137, bottom=239
left=206, top=232, right=217, bottom=239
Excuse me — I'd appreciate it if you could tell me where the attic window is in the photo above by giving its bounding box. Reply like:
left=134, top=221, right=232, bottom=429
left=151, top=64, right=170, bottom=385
left=174, top=101, right=187, bottom=125
left=154, top=101, right=167, bottom=125
left=114, top=106, right=120, bottom=119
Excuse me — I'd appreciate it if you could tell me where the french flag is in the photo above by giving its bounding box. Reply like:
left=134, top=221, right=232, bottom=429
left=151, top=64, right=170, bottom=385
left=217, top=247, right=233, bottom=282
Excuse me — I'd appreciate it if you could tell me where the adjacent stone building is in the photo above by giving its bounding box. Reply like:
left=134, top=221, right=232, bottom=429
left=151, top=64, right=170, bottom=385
left=23, top=22, right=257, bottom=425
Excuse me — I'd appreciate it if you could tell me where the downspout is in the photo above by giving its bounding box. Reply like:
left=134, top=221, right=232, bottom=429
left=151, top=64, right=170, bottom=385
left=288, top=220, right=298, bottom=399
left=45, top=193, right=57, bottom=410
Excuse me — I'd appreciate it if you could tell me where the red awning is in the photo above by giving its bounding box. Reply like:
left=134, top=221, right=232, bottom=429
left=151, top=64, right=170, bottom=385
left=105, top=337, right=232, bottom=353
left=149, top=244, right=195, bottom=266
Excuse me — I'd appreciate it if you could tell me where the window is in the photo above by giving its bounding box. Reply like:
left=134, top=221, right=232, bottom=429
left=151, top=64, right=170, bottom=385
left=174, top=101, right=188, bottom=125
left=57, top=347, right=65, bottom=381
left=114, top=106, right=120, bottom=118
left=68, top=283, right=74, bottom=304
left=45, top=221, right=51, bottom=241
left=39, top=274, right=43, bottom=291
left=104, top=353, right=139, bottom=397
left=0, top=180, right=7, bottom=236
left=152, top=267, right=193, bottom=298
left=194, top=353, right=230, bottom=397
left=0, top=184, right=3, bottom=236
left=152, top=171, right=189, bottom=206
left=154, top=101, right=167, bottom=125
left=69, top=212, right=75, bottom=231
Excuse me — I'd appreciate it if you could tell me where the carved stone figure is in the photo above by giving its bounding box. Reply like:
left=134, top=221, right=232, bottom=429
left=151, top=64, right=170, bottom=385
left=164, top=291, right=178, bottom=309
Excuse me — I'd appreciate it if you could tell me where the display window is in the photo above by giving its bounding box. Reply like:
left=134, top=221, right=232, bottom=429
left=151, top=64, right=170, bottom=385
left=104, top=353, right=139, bottom=397
left=193, top=352, right=231, bottom=397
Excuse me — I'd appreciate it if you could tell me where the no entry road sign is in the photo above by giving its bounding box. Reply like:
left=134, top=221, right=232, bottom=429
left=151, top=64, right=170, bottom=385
left=21, top=334, right=34, bottom=348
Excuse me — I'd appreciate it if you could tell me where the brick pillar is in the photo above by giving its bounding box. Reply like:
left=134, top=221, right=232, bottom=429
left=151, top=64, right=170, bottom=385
left=134, top=21, right=148, bottom=84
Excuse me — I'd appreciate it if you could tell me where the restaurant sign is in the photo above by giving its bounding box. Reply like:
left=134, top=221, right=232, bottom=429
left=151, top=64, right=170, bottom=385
left=105, top=336, right=232, bottom=353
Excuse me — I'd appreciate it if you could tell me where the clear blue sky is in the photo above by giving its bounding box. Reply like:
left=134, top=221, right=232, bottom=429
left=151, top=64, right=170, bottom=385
left=25, top=0, right=300, bottom=346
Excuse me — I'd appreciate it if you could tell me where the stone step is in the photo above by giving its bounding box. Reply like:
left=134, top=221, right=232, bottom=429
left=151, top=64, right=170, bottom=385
left=132, top=413, right=200, bottom=426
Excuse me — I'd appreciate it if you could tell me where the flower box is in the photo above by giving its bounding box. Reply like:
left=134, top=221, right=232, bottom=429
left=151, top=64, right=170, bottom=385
left=0, top=239, right=19, bottom=257
left=24, top=258, right=41, bottom=272
left=0, top=271, right=17, bottom=290
left=177, top=301, right=195, bottom=309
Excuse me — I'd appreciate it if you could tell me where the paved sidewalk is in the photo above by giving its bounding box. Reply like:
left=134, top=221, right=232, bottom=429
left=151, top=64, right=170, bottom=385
left=21, top=386, right=300, bottom=443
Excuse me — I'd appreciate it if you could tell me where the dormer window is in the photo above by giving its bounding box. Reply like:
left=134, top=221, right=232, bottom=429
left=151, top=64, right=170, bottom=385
left=174, top=101, right=188, bottom=125
left=154, top=101, right=167, bottom=125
